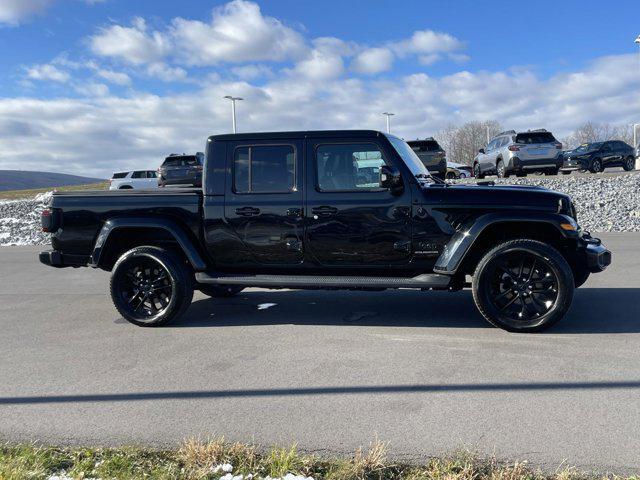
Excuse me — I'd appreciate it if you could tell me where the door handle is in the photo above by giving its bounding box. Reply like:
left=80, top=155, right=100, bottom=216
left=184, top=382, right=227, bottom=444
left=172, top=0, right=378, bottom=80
left=311, top=206, right=338, bottom=218
left=235, top=206, right=261, bottom=217
left=285, top=207, right=303, bottom=218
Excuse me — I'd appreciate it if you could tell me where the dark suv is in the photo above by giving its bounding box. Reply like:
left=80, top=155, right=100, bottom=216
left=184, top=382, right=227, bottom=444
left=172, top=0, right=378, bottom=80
left=407, top=138, right=447, bottom=178
left=158, top=152, right=204, bottom=187
left=561, top=140, right=636, bottom=173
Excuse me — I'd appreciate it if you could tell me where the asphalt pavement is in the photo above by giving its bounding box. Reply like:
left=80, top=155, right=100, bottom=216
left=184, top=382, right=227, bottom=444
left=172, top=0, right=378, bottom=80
left=1, top=234, right=640, bottom=473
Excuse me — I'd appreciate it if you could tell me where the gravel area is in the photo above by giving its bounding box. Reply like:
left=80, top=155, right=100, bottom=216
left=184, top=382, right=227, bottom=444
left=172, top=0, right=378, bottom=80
left=0, top=192, right=52, bottom=246
left=0, top=173, right=638, bottom=246
left=455, top=172, right=640, bottom=232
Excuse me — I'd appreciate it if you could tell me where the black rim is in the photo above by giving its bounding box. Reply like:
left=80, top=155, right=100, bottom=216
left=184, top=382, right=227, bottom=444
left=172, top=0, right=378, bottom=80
left=593, top=160, right=601, bottom=171
left=487, top=251, right=559, bottom=324
left=116, top=257, right=173, bottom=321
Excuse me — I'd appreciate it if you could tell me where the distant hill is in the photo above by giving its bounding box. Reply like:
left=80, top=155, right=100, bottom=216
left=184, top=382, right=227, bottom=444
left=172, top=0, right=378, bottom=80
left=0, top=170, right=104, bottom=191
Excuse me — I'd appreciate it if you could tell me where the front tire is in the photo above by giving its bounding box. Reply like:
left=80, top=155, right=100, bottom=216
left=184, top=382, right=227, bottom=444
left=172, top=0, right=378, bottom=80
left=199, top=285, right=245, bottom=298
left=623, top=156, right=635, bottom=171
left=590, top=158, right=603, bottom=173
left=473, top=163, right=485, bottom=179
left=496, top=160, right=506, bottom=178
left=472, top=239, right=574, bottom=332
left=110, top=246, right=194, bottom=327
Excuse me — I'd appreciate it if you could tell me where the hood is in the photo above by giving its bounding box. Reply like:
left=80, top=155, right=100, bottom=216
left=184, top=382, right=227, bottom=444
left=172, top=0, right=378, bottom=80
left=419, top=182, right=570, bottom=213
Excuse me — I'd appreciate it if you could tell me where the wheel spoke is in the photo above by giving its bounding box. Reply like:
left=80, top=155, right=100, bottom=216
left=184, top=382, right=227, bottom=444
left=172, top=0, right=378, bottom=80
left=499, top=293, right=520, bottom=311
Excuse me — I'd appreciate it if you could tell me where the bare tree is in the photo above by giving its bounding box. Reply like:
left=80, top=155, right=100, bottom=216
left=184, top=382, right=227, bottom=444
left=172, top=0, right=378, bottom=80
left=435, top=120, right=502, bottom=166
left=562, top=122, right=634, bottom=150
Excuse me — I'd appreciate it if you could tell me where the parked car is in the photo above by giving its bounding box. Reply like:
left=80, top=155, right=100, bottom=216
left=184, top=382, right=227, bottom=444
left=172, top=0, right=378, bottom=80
left=158, top=152, right=204, bottom=187
left=40, top=129, right=611, bottom=333
left=561, top=140, right=636, bottom=173
left=407, top=138, right=447, bottom=178
left=108, top=170, right=159, bottom=190
left=447, top=162, right=472, bottom=179
left=473, top=129, right=563, bottom=178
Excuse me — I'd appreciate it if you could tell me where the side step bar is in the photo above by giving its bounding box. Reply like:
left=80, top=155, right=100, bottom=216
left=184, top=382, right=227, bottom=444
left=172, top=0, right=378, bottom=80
left=195, top=272, right=453, bottom=290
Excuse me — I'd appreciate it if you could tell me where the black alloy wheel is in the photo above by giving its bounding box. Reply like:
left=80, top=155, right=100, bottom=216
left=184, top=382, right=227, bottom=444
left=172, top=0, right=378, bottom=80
left=623, top=156, right=635, bottom=171
left=590, top=158, right=603, bottom=173
left=472, top=239, right=574, bottom=332
left=110, top=246, right=193, bottom=326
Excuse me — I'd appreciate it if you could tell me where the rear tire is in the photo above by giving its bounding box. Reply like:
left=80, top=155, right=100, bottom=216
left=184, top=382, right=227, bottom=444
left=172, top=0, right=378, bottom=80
left=199, top=285, right=245, bottom=298
left=472, top=239, right=574, bottom=332
left=623, top=156, right=635, bottom=171
left=110, top=246, right=193, bottom=327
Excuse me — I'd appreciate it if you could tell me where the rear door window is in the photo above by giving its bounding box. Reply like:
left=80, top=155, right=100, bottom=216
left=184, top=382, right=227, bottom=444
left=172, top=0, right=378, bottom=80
left=112, top=172, right=128, bottom=179
left=131, top=171, right=146, bottom=178
left=233, top=145, right=295, bottom=193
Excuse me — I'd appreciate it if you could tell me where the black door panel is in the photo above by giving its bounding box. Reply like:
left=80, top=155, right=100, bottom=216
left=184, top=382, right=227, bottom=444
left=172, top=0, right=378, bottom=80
left=304, top=139, right=412, bottom=267
left=223, top=141, right=304, bottom=265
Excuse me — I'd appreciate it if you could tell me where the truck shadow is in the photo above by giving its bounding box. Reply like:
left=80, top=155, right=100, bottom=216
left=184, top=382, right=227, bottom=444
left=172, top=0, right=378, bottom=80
left=177, top=287, right=640, bottom=334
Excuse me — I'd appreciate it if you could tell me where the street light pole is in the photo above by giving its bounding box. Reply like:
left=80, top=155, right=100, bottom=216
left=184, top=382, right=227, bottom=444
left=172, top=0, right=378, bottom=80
left=635, top=35, right=640, bottom=169
left=382, top=112, right=394, bottom=133
left=224, top=96, right=243, bottom=133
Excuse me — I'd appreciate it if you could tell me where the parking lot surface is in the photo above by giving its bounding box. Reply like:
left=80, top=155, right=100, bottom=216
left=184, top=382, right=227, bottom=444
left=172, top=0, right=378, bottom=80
left=1, top=234, right=639, bottom=472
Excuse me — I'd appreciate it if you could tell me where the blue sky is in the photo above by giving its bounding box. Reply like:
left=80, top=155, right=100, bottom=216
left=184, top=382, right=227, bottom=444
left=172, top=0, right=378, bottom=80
left=0, top=0, right=639, bottom=176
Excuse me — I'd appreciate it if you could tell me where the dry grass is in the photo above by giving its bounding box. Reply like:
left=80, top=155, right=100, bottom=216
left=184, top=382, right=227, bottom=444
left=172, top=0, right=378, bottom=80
left=0, top=182, right=107, bottom=200
left=0, top=439, right=638, bottom=480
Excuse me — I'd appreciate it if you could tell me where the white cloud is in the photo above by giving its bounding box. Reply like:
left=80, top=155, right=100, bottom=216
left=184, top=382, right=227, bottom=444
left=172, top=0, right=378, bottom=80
left=418, top=54, right=441, bottom=66
left=171, top=0, right=306, bottom=66
left=395, top=29, right=465, bottom=55
left=96, top=68, right=131, bottom=85
left=90, top=17, right=169, bottom=64
left=231, top=64, right=274, bottom=80
left=75, top=82, right=109, bottom=97
left=0, top=0, right=53, bottom=25
left=2, top=53, right=640, bottom=178
left=146, top=63, right=188, bottom=82
left=351, top=47, right=394, bottom=74
left=26, top=63, right=70, bottom=82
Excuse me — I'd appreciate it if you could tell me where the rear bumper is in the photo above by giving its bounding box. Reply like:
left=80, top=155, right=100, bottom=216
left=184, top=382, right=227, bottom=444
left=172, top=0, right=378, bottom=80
left=510, top=156, right=563, bottom=172
left=39, top=250, right=90, bottom=268
left=579, top=236, right=612, bottom=273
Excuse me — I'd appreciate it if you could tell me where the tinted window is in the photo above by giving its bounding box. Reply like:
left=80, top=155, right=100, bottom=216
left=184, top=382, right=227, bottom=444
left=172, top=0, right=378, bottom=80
left=183, top=156, right=199, bottom=166
left=234, top=145, right=295, bottom=193
left=409, top=140, right=440, bottom=152
left=317, top=143, right=386, bottom=191
left=112, top=172, right=128, bottom=179
left=515, top=132, right=556, bottom=144
left=162, top=157, right=182, bottom=167
left=601, top=143, right=612, bottom=152
left=131, top=171, right=146, bottom=178
left=147, top=171, right=157, bottom=178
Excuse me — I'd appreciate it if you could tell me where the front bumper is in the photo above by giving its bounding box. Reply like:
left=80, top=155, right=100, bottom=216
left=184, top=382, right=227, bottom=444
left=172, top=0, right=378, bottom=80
left=561, top=157, right=587, bottom=171
left=579, top=235, right=612, bottom=272
left=39, top=250, right=90, bottom=268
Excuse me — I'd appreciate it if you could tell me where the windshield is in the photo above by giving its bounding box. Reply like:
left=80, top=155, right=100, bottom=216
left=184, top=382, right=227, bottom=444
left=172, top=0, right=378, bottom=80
left=385, top=134, right=430, bottom=177
left=573, top=142, right=602, bottom=154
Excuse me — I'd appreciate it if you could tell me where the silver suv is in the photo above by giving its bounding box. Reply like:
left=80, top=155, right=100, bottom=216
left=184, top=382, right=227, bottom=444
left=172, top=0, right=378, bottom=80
left=473, top=129, right=563, bottom=178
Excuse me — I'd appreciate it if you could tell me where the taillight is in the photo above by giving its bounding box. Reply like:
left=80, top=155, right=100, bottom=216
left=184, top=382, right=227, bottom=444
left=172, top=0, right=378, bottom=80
left=555, top=142, right=563, bottom=149
left=508, top=145, right=520, bottom=152
left=41, top=208, right=52, bottom=232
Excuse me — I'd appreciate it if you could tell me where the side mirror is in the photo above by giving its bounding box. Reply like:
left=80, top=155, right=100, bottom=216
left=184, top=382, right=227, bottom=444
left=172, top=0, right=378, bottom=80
left=479, top=148, right=486, bottom=154
left=379, top=165, right=403, bottom=194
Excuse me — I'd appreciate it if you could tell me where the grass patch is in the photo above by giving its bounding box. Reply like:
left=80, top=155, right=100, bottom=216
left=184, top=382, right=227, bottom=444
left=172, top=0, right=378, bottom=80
left=0, top=182, right=108, bottom=200
left=0, top=438, right=637, bottom=480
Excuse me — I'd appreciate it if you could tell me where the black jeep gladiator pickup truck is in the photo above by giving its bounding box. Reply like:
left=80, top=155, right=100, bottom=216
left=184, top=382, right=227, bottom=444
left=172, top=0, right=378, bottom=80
left=40, top=130, right=611, bottom=332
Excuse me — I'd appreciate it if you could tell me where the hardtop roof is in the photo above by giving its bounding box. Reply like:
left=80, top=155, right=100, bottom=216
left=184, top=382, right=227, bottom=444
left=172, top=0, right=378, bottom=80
left=208, top=130, right=384, bottom=142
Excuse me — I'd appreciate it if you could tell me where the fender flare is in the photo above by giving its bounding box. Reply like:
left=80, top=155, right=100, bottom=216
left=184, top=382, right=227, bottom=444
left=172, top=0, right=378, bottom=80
left=434, top=212, right=577, bottom=274
left=90, top=217, right=208, bottom=270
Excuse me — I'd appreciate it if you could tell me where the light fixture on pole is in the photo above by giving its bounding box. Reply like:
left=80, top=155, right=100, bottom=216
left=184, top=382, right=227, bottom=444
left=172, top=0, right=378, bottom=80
left=382, top=112, right=394, bottom=133
left=224, top=96, right=243, bottom=133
